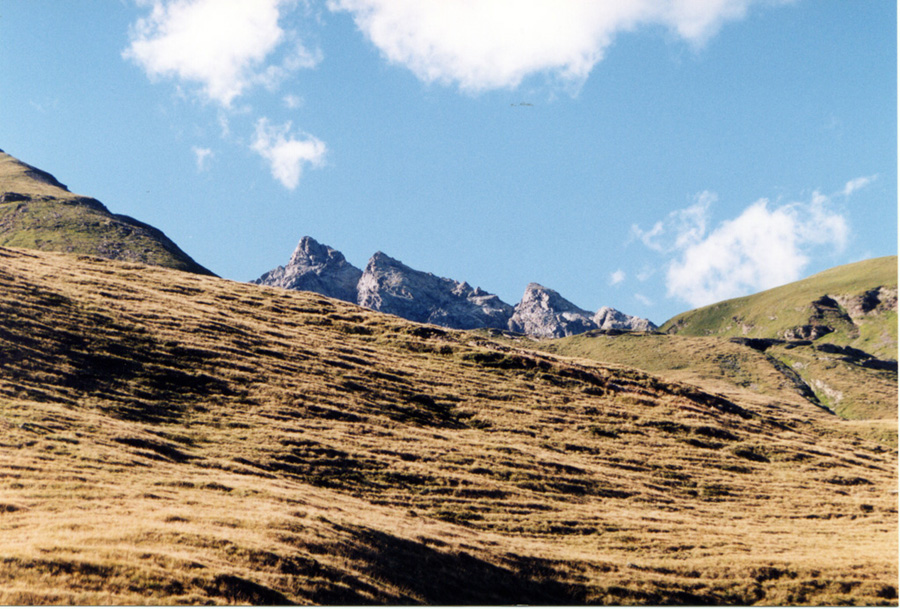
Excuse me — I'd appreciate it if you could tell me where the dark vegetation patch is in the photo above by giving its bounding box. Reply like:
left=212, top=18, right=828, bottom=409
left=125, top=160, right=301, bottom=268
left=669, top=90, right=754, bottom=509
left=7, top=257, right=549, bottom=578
left=825, top=476, right=873, bottom=486
left=733, top=446, right=771, bottom=463
left=201, top=574, right=292, bottom=605
left=323, top=524, right=588, bottom=605
left=112, top=437, right=194, bottom=463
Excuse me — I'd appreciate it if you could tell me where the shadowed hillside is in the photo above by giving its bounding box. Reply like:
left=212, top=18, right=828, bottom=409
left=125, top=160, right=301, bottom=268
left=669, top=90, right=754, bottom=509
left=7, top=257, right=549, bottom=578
left=0, top=247, right=896, bottom=604
left=0, top=149, right=213, bottom=275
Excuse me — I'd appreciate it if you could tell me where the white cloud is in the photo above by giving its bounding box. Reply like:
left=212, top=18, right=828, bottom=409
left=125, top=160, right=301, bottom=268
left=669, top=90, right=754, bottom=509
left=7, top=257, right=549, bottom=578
left=634, top=293, right=653, bottom=306
left=192, top=146, right=213, bottom=171
left=124, top=0, right=320, bottom=107
left=636, top=190, right=849, bottom=308
left=283, top=94, right=303, bottom=109
left=633, top=190, right=716, bottom=253
left=251, top=118, right=327, bottom=189
left=609, top=269, right=626, bottom=285
left=842, top=174, right=877, bottom=197
left=328, top=0, right=790, bottom=92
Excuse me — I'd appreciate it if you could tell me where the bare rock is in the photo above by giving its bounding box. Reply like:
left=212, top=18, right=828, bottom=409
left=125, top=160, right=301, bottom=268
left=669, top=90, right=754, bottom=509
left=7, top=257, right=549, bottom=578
left=594, top=306, right=657, bottom=332
left=783, top=324, right=835, bottom=341
left=357, top=252, right=513, bottom=329
left=255, top=236, right=656, bottom=337
left=253, top=236, right=362, bottom=303
left=508, top=283, right=598, bottom=338
left=508, top=284, right=656, bottom=338
left=834, top=287, right=898, bottom=323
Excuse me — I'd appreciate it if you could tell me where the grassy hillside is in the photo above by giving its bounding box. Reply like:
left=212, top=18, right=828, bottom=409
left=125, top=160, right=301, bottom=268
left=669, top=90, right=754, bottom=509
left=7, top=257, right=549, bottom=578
left=539, top=331, right=897, bottom=438
left=660, top=257, right=898, bottom=361
left=0, top=149, right=213, bottom=276
left=0, top=247, right=896, bottom=605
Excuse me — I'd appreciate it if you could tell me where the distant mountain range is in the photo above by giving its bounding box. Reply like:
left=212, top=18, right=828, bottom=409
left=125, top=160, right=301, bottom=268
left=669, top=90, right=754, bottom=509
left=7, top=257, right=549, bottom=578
left=254, top=236, right=657, bottom=337
left=0, top=148, right=212, bottom=275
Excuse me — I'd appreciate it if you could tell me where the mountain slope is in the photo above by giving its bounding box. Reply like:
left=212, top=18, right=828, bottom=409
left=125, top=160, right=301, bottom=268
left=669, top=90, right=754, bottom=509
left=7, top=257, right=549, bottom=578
left=0, top=149, right=213, bottom=275
left=0, top=246, right=895, bottom=605
left=539, top=330, right=897, bottom=434
left=661, top=257, right=897, bottom=360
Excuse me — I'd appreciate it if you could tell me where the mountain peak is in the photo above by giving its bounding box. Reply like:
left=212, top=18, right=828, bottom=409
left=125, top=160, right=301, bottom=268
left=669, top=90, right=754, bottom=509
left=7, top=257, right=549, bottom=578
left=510, top=283, right=597, bottom=338
left=288, top=235, right=350, bottom=268
left=257, top=237, right=655, bottom=336
left=254, top=236, right=362, bottom=303
left=0, top=149, right=213, bottom=275
left=0, top=149, right=70, bottom=197
left=357, top=252, right=514, bottom=329
left=368, top=250, right=403, bottom=266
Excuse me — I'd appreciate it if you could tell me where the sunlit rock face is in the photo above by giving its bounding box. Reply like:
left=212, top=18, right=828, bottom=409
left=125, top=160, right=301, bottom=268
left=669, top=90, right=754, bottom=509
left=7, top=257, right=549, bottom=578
left=509, top=284, right=657, bottom=338
left=508, top=283, right=598, bottom=338
left=256, top=237, right=656, bottom=336
left=253, top=236, right=362, bottom=304
left=357, top=251, right=514, bottom=330
left=594, top=306, right=657, bottom=332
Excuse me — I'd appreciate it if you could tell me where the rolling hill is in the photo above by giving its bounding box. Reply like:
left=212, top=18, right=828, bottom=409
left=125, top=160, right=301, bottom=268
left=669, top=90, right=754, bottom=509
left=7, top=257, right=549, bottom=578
left=661, top=257, right=897, bottom=360
left=539, top=257, right=897, bottom=441
left=0, top=246, right=896, bottom=604
left=0, top=149, right=213, bottom=276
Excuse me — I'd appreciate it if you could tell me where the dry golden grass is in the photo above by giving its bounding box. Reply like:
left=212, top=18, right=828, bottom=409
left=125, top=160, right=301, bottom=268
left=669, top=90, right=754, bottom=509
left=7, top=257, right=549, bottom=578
left=0, top=246, right=896, bottom=605
left=537, top=331, right=897, bottom=445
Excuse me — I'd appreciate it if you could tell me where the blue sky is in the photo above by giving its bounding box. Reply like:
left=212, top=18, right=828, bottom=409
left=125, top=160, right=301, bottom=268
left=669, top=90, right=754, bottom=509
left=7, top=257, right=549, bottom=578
left=0, top=1, right=895, bottom=324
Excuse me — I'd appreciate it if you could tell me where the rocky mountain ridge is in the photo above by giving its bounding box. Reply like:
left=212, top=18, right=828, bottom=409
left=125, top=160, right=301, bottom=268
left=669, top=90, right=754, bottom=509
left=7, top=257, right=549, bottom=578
left=254, top=235, right=656, bottom=336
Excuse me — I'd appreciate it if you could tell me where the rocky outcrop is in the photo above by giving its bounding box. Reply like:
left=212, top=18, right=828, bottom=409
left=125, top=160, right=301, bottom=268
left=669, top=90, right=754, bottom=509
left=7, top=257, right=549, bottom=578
left=834, top=287, right=898, bottom=323
left=508, top=284, right=657, bottom=338
left=782, top=324, right=835, bottom=341
left=255, top=237, right=656, bottom=337
left=781, top=294, right=881, bottom=342
left=508, top=283, right=597, bottom=338
left=253, top=236, right=362, bottom=303
left=594, top=306, right=657, bottom=332
left=357, top=252, right=514, bottom=330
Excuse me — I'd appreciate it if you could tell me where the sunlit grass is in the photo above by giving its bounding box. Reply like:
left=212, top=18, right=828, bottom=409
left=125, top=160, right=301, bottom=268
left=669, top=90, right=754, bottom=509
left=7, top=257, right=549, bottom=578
left=0, top=246, right=895, bottom=604
left=660, top=256, right=897, bottom=360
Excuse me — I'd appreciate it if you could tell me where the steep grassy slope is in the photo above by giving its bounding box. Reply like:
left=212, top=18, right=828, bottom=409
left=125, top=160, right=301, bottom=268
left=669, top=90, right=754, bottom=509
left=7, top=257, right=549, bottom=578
left=0, top=247, right=896, bottom=605
left=661, top=257, right=897, bottom=361
left=0, top=149, right=213, bottom=275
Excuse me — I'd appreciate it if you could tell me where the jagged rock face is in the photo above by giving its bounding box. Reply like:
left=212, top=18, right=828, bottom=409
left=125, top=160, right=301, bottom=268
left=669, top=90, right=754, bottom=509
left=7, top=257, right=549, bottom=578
left=594, top=306, right=658, bottom=332
left=835, top=287, right=898, bottom=322
left=255, top=238, right=656, bottom=336
left=508, top=283, right=598, bottom=338
left=509, top=284, right=657, bottom=338
left=253, top=236, right=362, bottom=303
left=357, top=252, right=514, bottom=330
